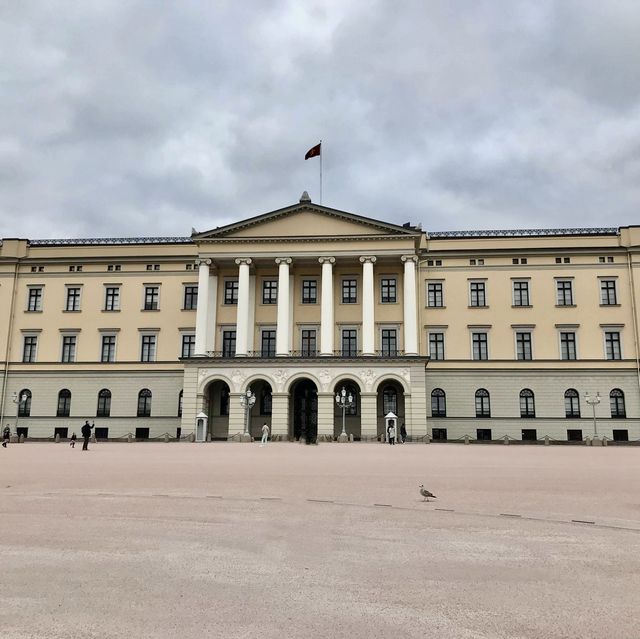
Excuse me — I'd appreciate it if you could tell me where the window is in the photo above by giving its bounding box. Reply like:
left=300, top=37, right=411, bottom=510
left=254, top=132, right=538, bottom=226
left=383, top=386, right=398, bottom=414
left=469, top=281, right=486, bottom=307
left=22, top=336, right=38, bottom=363
left=519, top=389, right=535, bottom=418
left=65, top=287, right=81, bottom=311
left=183, top=286, right=198, bottom=310
left=27, top=287, right=43, bottom=311
left=564, top=257, right=570, bottom=264
left=515, top=332, right=532, bottom=360
left=600, top=280, right=617, bottom=305
left=556, top=280, right=573, bottom=306
left=475, top=389, right=490, bottom=418
left=135, top=427, right=150, bottom=440
left=222, top=330, right=236, bottom=357
left=262, top=280, right=278, bottom=305
left=301, top=329, right=317, bottom=356
left=56, top=389, right=71, bottom=417
left=427, top=282, right=443, bottom=307
left=104, top=287, right=120, bottom=311
left=428, top=333, right=445, bottom=360
left=380, top=329, right=397, bottom=356
left=302, top=280, right=317, bottom=304
left=144, top=286, right=159, bottom=310
left=224, top=280, right=238, bottom=305
left=610, top=389, right=626, bottom=418
left=61, top=335, right=77, bottom=363
left=567, top=429, right=583, bottom=441
left=95, top=427, right=109, bottom=440
left=178, top=390, right=183, bottom=417
left=431, top=389, right=446, bottom=417
left=521, top=429, right=537, bottom=441
left=608, top=256, right=614, bottom=263
left=381, top=278, right=396, bottom=303
left=261, top=330, right=276, bottom=357
left=181, top=334, right=195, bottom=358
left=477, top=428, right=492, bottom=440
left=564, top=389, right=580, bottom=418
left=604, top=331, right=621, bottom=360
left=341, top=329, right=358, bottom=356
left=432, top=428, right=447, bottom=440
left=140, top=335, right=156, bottom=362
left=513, top=281, right=530, bottom=306
left=472, top=332, right=488, bottom=360
left=137, top=389, right=152, bottom=417
left=342, top=279, right=357, bottom=304
left=101, top=335, right=116, bottom=363
left=97, top=389, right=111, bottom=417
left=613, top=429, right=628, bottom=442
left=560, top=332, right=577, bottom=360
left=18, top=389, right=32, bottom=417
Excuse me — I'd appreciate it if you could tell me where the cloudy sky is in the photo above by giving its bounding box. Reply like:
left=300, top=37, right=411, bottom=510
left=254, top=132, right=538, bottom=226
left=1, top=1, right=639, bottom=239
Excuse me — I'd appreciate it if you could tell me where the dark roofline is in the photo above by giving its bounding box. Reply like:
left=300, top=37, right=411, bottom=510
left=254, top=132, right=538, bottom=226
left=428, top=227, right=619, bottom=239
left=29, top=237, right=193, bottom=247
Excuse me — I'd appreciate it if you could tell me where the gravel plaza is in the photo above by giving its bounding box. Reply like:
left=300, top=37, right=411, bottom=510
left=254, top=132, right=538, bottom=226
left=1, top=442, right=639, bottom=639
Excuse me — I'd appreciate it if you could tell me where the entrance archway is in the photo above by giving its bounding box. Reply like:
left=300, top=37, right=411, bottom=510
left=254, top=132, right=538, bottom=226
left=204, top=379, right=230, bottom=440
left=246, top=379, right=272, bottom=439
left=333, top=381, right=361, bottom=440
left=376, top=379, right=405, bottom=439
left=290, top=378, right=318, bottom=443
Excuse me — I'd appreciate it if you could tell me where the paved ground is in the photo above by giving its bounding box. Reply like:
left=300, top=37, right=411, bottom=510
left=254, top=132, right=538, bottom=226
left=1, top=442, right=639, bottom=639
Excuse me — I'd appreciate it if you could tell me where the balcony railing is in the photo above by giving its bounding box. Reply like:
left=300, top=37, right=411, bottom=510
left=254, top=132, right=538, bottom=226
left=200, top=349, right=408, bottom=359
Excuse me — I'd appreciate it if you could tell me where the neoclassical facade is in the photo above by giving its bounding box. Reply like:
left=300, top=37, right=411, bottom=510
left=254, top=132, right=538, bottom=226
left=1, top=193, right=639, bottom=442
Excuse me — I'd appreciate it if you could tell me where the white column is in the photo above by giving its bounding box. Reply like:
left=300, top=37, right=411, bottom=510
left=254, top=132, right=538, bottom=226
left=402, top=255, right=419, bottom=356
left=195, top=259, right=212, bottom=356
left=206, top=271, right=218, bottom=352
left=360, top=256, right=376, bottom=355
left=235, top=258, right=252, bottom=356
left=275, top=258, right=291, bottom=356
left=319, top=257, right=335, bottom=355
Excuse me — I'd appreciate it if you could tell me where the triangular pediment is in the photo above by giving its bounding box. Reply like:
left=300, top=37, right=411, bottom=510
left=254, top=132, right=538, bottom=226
left=193, top=201, right=420, bottom=241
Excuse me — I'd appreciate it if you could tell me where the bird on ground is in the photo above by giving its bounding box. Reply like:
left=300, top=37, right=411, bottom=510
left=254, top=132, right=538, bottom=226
left=419, top=485, right=437, bottom=502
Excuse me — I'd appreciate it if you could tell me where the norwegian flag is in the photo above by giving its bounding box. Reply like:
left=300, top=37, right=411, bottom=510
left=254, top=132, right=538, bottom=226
left=304, top=143, right=321, bottom=160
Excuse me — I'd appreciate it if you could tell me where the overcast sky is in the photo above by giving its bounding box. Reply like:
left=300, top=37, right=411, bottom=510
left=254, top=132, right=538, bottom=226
left=1, top=1, right=639, bottom=239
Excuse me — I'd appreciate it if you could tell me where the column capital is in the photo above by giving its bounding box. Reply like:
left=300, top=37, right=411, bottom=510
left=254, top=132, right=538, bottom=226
left=359, top=256, right=377, bottom=264
left=195, top=258, right=212, bottom=267
left=401, top=255, right=419, bottom=264
left=275, top=257, right=292, bottom=265
left=318, top=256, right=335, bottom=265
left=235, top=258, right=253, bottom=266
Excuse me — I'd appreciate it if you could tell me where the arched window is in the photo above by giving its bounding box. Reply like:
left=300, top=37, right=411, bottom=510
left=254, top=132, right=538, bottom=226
left=431, top=388, right=446, bottom=417
left=610, top=389, right=626, bottom=418
left=564, top=389, right=580, bottom=418
left=177, top=390, right=183, bottom=417
left=475, top=389, right=490, bottom=418
left=57, top=389, right=71, bottom=417
left=519, top=389, right=535, bottom=418
left=383, top=386, right=398, bottom=415
left=260, top=388, right=272, bottom=415
left=97, top=389, right=111, bottom=417
left=137, top=389, right=152, bottom=417
left=17, top=389, right=32, bottom=417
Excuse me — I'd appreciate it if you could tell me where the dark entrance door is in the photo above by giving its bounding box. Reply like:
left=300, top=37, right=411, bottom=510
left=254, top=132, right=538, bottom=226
left=292, top=380, right=318, bottom=443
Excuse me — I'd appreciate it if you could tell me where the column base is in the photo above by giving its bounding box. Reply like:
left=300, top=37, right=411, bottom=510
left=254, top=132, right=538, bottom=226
left=591, top=435, right=602, bottom=446
left=337, top=433, right=349, bottom=443
left=240, top=433, right=253, bottom=442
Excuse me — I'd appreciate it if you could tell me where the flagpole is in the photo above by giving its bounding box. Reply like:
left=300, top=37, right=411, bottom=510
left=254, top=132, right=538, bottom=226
left=319, top=139, right=323, bottom=205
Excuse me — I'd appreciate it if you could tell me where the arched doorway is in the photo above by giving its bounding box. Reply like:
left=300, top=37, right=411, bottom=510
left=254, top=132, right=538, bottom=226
left=246, top=379, right=273, bottom=439
left=333, top=381, right=361, bottom=440
left=205, top=379, right=230, bottom=440
left=376, top=380, right=405, bottom=439
left=290, top=379, right=318, bottom=443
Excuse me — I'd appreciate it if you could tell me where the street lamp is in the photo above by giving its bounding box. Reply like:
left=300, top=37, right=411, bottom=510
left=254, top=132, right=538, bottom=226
left=12, top=391, right=28, bottom=439
left=335, top=386, right=355, bottom=442
left=585, top=392, right=601, bottom=438
left=239, top=388, right=256, bottom=441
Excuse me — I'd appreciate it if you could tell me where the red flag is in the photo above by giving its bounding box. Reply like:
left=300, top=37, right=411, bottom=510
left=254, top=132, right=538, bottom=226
left=305, top=143, right=321, bottom=160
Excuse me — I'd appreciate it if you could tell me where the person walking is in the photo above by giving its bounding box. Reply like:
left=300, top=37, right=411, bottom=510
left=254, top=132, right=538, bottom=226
left=81, top=420, right=93, bottom=451
left=2, top=425, right=10, bottom=448
left=70, top=432, right=77, bottom=448
left=260, top=422, right=270, bottom=446
left=388, top=422, right=396, bottom=446
left=400, top=421, right=407, bottom=444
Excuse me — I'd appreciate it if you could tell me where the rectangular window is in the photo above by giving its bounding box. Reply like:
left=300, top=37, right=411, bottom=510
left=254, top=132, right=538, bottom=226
left=342, top=279, right=357, bottom=304
left=302, top=280, right=317, bottom=304
left=301, top=329, right=317, bottom=356
left=560, top=332, right=577, bottom=360
left=101, top=335, right=116, bottom=363
left=104, top=287, right=120, bottom=311
left=600, top=280, right=617, bottom=305
left=604, top=331, right=621, bottom=360
left=22, top=336, right=38, bottom=363
left=140, top=335, right=156, bottom=362
left=261, top=330, right=276, bottom=357
left=513, top=281, right=530, bottom=307
left=181, top=334, right=195, bottom=358
left=432, top=428, right=447, bottom=441
left=27, top=287, right=43, bottom=311
left=613, top=429, right=628, bottom=442
left=469, top=282, right=486, bottom=307
left=427, top=282, right=443, bottom=307
left=428, top=333, right=445, bottom=360
left=567, top=429, right=582, bottom=442
left=472, top=332, right=488, bottom=360
left=341, top=329, right=358, bottom=356
left=476, top=428, right=492, bottom=440
left=224, top=280, right=238, bottom=305
left=183, top=286, right=198, bottom=310
left=262, top=280, right=278, bottom=305
left=380, top=329, right=398, bottom=356
left=61, top=335, right=77, bottom=363
left=515, top=332, right=532, bottom=360
left=521, top=429, right=537, bottom=441
left=144, top=286, right=159, bottom=310
left=556, top=280, right=573, bottom=306
left=222, top=330, right=236, bottom=357
left=65, top=287, right=81, bottom=311
left=380, top=278, right=396, bottom=303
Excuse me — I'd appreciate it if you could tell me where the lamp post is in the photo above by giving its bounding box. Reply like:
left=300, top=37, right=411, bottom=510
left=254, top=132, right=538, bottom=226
left=335, top=386, right=354, bottom=442
left=239, top=388, right=256, bottom=442
left=585, top=392, right=601, bottom=440
left=12, top=391, right=27, bottom=439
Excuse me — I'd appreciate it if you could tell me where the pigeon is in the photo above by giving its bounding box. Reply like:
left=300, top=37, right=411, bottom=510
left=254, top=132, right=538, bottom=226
left=419, top=485, right=437, bottom=502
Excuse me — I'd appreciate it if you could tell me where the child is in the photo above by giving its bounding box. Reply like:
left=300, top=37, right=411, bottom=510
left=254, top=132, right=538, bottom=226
left=70, top=432, right=77, bottom=448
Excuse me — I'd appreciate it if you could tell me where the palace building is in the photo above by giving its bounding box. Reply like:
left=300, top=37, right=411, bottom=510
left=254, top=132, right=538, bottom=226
left=1, top=192, right=639, bottom=442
